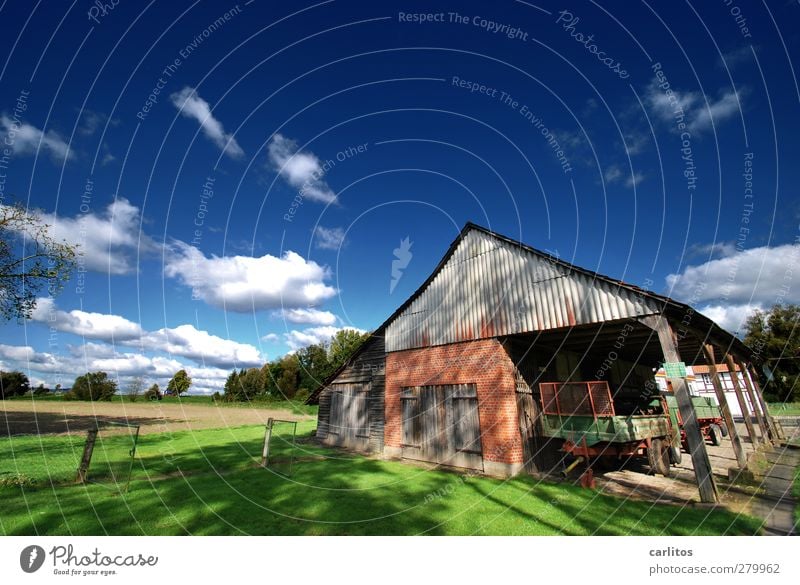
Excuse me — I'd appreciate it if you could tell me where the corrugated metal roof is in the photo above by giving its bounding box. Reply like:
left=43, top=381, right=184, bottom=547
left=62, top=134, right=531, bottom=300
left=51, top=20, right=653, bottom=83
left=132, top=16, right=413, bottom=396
left=386, top=229, right=660, bottom=351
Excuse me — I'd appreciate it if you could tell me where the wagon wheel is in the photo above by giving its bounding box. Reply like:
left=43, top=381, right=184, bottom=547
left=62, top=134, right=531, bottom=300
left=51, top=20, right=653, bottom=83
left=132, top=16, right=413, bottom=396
left=648, top=438, right=672, bottom=477
left=668, top=444, right=682, bottom=466
left=708, top=424, right=722, bottom=446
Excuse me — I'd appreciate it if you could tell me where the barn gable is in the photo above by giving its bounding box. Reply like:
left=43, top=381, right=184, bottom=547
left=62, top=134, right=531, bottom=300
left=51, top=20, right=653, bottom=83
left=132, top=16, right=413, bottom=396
left=386, top=227, right=661, bottom=352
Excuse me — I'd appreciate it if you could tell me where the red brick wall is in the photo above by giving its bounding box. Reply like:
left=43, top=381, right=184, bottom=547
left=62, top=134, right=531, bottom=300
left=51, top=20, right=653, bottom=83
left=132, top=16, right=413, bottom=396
left=384, top=339, right=523, bottom=464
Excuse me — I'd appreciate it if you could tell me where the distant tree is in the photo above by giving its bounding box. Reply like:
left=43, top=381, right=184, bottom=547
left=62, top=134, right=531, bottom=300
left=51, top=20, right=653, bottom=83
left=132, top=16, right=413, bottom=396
left=33, top=383, right=49, bottom=396
left=127, top=376, right=144, bottom=402
left=223, top=370, right=242, bottom=401
left=296, top=343, right=331, bottom=392
left=275, top=354, right=300, bottom=399
left=70, top=371, right=117, bottom=401
left=144, top=383, right=162, bottom=401
left=329, top=329, right=370, bottom=371
left=0, top=370, right=30, bottom=399
left=0, top=202, right=78, bottom=321
left=262, top=361, right=284, bottom=397
left=239, top=367, right=264, bottom=400
left=744, top=304, right=800, bottom=402
left=167, top=369, right=192, bottom=396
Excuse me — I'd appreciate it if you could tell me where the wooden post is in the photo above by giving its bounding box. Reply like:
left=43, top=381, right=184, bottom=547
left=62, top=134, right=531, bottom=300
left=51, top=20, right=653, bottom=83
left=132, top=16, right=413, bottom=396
left=640, top=315, right=718, bottom=503
left=262, top=418, right=274, bottom=467
left=701, top=344, right=747, bottom=469
left=76, top=428, right=99, bottom=483
left=735, top=358, right=770, bottom=444
left=724, top=354, right=758, bottom=448
left=746, top=364, right=784, bottom=441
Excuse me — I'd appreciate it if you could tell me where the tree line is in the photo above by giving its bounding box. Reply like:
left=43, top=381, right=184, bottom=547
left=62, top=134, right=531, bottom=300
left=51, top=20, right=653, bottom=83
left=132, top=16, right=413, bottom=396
left=0, top=329, right=369, bottom=402
left=221, top=329, right=369, bottom=402
left=0, top=369, right=192, bottom=401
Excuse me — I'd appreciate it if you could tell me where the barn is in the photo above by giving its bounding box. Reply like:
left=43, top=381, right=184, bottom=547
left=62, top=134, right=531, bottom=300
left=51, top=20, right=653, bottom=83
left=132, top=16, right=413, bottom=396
left=307, top=223, right=778, bottom=503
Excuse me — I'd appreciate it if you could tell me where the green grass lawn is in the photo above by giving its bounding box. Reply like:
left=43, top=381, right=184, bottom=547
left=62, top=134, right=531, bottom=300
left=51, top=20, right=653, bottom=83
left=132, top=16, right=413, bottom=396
left=0, top=423, right=763, bottom=536
left=794, top=460, right=800, bottom=527
left=768, top=403, right=800, bottom=416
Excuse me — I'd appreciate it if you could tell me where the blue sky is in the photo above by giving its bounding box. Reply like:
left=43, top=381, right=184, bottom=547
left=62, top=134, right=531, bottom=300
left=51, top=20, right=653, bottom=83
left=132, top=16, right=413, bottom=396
left=1, top=0, right=799, bottom=393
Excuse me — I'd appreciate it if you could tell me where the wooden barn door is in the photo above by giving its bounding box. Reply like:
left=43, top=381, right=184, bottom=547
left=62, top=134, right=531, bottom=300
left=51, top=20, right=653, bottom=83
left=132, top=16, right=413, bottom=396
left=401, top=384, right=482, bottom=471
left=328, top=389, right=343, bottom=440
left=327, top=383, right=369, bottom=449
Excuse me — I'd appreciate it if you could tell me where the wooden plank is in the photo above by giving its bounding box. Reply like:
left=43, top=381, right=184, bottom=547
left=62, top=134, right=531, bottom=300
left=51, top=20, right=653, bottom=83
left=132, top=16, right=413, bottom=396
left=746, top=364, right=784, bottom=441
left=724, top=354, right=758, bottom=448
left=76, top=428, right=99, bottom=483
left=640, top=315, right=718, bottom=503
left=435, top=386, right=448, bottom=463
left=702, top=344, right=747, bottom=469
left=261, top=418, right=273, bottom=466
left=735, top=357, right=770, bottom=444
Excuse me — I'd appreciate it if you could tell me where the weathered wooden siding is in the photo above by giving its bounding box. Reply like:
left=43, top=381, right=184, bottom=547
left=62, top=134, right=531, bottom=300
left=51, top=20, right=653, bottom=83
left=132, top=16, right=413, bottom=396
left=316, top=335, right=385, bottom=453
left=386, top=230, right=660, bottom=352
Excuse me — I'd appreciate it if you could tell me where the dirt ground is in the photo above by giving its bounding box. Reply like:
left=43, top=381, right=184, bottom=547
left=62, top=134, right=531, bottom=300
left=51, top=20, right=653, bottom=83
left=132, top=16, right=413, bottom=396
left=0, top=400, right=313, bottom=437
left=592, top=420, right=800, bottom=519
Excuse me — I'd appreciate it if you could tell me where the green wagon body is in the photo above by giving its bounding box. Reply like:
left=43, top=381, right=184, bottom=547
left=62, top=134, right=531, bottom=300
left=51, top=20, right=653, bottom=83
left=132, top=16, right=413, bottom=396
left=537, top=382, right=677, bottom=478
left=663, top=394, right=725, bottom=447
left=539, top=413, right=672, bottom=447
left=664, top=395, right=720, bottom=421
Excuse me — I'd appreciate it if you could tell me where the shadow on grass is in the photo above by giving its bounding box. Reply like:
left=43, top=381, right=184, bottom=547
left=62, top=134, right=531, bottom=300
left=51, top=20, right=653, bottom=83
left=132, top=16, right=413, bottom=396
left=0, top=426, right=764, bottom=536
left=1, top=410, right=176, bottom=437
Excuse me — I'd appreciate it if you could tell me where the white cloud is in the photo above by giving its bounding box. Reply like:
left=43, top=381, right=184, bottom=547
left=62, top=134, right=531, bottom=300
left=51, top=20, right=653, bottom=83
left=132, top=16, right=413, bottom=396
left=28, top=299, right=264, bottom=368
left=0, top=115, right=72, bottom=162
left=623, top=131, right=649, bottom=156
left=666, top=243, right=800, bottom=306
left=261, top=333, right=280, bottom=343
left=277, top=308, right=338, bottom=326
left=284, top=326, right=366, bottom=351
left=688, top=241, right=737, bottom=259
left=27, top=198, right=155, bottom=275
left=693, top=303, right=762, bottom=336
left=170, top=87, right=244, bottom=159
left=719, top=46, right=754, bottom=68
left=665, top=243, right=800, bottom=334
left=164, top=241, right=337, bottom=312
left=314, top=226, right=345, bottom=250
left=645, top=82, right=743, bottom=134
left=604, top=165, right=623, bottom=183
left=603, top=165, right=644, bottom=188
left=689, top=90, right=741, bottom=133
left=30, top=298, right=144, bottom=341
left=267, top=133, right=336, bottom=204
left=78, top=109, right=117, bottom=136
left=140, top=324, right=263, bottom=368
left=625, top=171, right=646, bottom=188
left=0, top=343, right=231, bottom=394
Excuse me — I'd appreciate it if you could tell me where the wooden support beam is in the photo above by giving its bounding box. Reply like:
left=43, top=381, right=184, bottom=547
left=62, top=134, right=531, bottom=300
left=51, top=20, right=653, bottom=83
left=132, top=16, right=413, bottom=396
left=76, top=428, right=98, bottom=483
left=746, top=364, right=784, bottom=441
left=723, top=354, right=758, bottom=448
left=261, top=418, right=274, bottom=467
left=702, top=344, right=747, bottom=469
left=735, top=358, right=770, bottom=444
left=639, top=315, right=718, bottom=503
